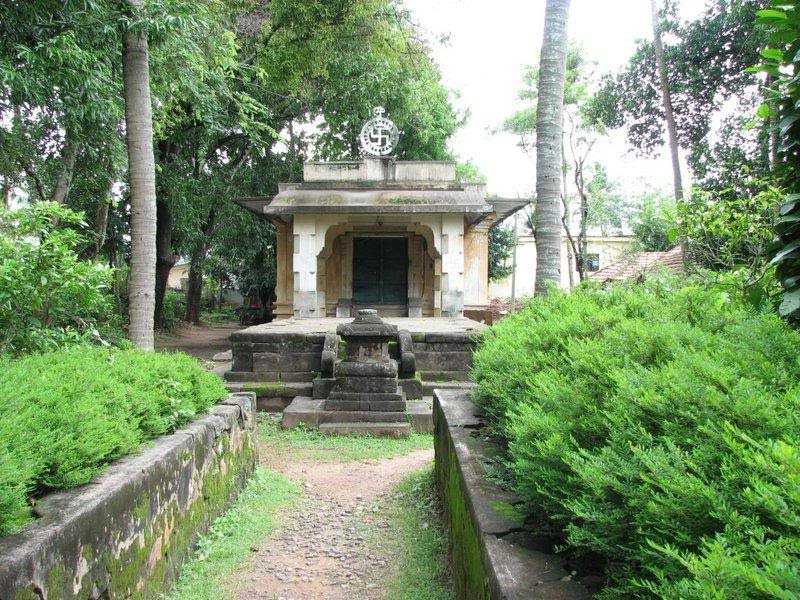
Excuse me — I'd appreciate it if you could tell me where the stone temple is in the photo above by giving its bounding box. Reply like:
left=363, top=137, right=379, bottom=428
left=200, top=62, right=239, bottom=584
left=235, top=107, right=527, bottom=320
left=228, top=108, right=527, bottom=436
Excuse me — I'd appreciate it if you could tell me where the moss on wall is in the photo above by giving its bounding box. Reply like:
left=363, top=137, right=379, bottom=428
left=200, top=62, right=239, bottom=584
left=5, top=401, right=257, bottom=600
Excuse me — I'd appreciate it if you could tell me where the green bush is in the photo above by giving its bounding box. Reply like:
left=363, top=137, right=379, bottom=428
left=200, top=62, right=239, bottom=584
left=472, top=275, right=800, bottom=598
left=0, top=346, right=226, bottom=536
left=0, top=202, right=122, bottom=354
left=161, top=290, right=184, bottom=332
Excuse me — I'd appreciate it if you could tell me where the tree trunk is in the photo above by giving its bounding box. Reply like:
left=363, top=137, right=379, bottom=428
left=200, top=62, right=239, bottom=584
left=185, top=249, right=205, bottom=325
left=49, top=137, right=78, bottom=204
left=650, top=0, right=684, bottom=201
left=154, top=194, right=177, bottom=330
left=122, top=1, right=157, bottom=350
left=534, top=0, right=572, bottom=295
left=83, top=180, right=113, bottom=260
left=1, top=178, right=10, bottom=209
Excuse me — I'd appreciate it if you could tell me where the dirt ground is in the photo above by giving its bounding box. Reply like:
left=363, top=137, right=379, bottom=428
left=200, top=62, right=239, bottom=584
left=230, top=446, right=434, bottom=600
left=155, top=322, right=240, bottom=361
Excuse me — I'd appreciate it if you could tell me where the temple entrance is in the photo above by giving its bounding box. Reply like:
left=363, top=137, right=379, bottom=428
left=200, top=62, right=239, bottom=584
left=353, top=236, right=408, bottom=316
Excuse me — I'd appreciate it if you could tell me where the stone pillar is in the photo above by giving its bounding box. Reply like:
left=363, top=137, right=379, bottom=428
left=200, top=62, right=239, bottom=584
left=337, top=233, right=353, bottom=317
left=408, top=234, right=424, bottom=317
left=440, top=214, right=465, bottom=317
left=463, top=222, right=490, bottom=309
left=292, top=216, right=318, bottom=318
left=274, top=220, right=294, bottom=319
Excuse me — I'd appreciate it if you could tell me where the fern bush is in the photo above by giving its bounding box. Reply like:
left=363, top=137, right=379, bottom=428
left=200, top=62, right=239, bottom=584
left=0, top=347, right=226, bottom=536
left=472, top=276, right=800, bottom=598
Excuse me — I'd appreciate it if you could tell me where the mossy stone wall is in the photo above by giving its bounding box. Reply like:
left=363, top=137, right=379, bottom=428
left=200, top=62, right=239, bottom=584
left=0, top=393, right=258, bottom=599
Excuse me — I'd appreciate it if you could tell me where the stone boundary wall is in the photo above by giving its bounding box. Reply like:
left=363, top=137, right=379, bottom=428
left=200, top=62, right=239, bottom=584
left=433, top=389, right=589, bottom=600
left=0, top=393, right=258, bottom=600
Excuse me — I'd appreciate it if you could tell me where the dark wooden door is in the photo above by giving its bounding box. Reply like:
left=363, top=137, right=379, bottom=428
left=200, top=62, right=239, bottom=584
left=353, top=237, right=408, bottom=305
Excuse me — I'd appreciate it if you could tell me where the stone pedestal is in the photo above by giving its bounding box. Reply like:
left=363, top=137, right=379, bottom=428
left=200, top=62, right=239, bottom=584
left=320, top=310, right=409, bottom=435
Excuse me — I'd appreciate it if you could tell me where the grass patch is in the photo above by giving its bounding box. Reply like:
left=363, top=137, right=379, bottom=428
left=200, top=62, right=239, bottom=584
left=259, top=416, right=433, bottom=461
left=165, top=468, right=300, bottom=600
left=375, top=466, right=454, bottom=600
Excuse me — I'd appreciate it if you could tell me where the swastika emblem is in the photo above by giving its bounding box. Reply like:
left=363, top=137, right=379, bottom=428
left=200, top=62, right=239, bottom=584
left=359, top=107, right=400, bottom=157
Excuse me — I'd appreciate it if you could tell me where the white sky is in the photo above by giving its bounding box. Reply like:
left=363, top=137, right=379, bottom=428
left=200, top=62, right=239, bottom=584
left=403, top=0, right=707, bottom=198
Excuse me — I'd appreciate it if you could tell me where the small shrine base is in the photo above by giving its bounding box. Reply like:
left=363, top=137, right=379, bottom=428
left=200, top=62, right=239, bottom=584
left=224, top=316, right=486, bottom=437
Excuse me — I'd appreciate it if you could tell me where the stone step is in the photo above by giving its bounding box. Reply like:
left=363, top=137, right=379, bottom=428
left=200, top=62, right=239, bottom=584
left=422, top=379, right=476, bottom=396
left=320, top=411, right=407, bottom=424
left=319, top=422, right=411, bottom=438
left=325, top=399, right=407, bottom=412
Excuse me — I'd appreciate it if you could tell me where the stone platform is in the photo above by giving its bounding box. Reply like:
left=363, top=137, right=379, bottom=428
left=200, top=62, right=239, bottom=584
left=224, top=316, right=485, bottom=436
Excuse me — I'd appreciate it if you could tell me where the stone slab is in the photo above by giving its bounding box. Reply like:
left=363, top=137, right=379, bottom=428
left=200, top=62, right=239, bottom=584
left=399, top=378, right=423, bottom=401
left=282, top=397, right=325, bottom=428
left=233, top=317, right=487, bottom=338
left=408, top=398, right=433, bottom=434
left=253, top=352, right=321, bottom=373
left=319, top=422, right=411, bottom=438
left=320, top=411, right=408, bottom=424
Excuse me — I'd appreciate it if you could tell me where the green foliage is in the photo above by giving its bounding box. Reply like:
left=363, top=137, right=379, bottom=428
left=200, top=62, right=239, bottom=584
left=472, top=276, right=800, bottom=597
left=756, top=1, right=800, bottom=322
left=630, top=192, right=678, bottom=251
left=679, top=184, right=779, bottom=273
left=588, top=0, right=767, bottom=176
left=0, top=203, right=121, bottom=354
left=488, top=226, right=517, bottom=282
left=0, top=346, right=225, bottom=535
left=161, top=290, right=184, bottom=332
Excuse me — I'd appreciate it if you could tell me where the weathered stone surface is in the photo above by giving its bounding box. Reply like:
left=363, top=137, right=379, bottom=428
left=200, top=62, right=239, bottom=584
left=277, top=372, right=316, bottom=383
left=331, top=377, right=399, bottom=394
left=0, top=394, right=257, bottom=600
left=397, top=329, right=416, bottom=377
left=399, top=377, right=423, bottom=401
left=319, top=422, right=411, bottom=438
left=312, top=377, right=336, bottom=399
left=334, top=360, right=398, bottom=378
left=408, top=399, right=433, bottom=434
left=320, top=333, right=339, bottom=378
left=282, top=397, right=325, bottom=428
left=415, top=350, right=473, bottom=372
left=320, top=410, right=407, bottom=424
left=253, top=352, right=321, bottom=373
left=326, top=391, right=405, bottom=404
left=325, top=399, right=407, bottom=412
left=420, top=370, right=472, bottom=382
left=433, top=390, right=589, bottom=600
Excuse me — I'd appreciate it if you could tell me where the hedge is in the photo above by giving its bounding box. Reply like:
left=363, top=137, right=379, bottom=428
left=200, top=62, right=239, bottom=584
left=472, top=276, right=800, bottom=598
left=0, top=347, right=226, bottom=536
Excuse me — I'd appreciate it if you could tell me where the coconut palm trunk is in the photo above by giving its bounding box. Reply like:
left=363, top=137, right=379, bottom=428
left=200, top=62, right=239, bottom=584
left=534, top=0, right=572, bottom=295
left=122, top=0, right=157, bottom=349
left=650, top=0, right=684, bottom=201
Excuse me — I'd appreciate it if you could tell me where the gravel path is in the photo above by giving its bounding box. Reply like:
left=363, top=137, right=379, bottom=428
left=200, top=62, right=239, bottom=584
left=231, top=449, right=434, bottom=600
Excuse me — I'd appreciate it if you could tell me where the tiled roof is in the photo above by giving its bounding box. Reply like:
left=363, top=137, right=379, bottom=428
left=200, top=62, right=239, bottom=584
left=589, top=245, right=684, bottom=283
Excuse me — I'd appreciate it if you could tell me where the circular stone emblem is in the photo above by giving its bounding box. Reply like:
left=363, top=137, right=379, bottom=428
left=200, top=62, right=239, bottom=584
left=359, top=107, right=400, bottom=157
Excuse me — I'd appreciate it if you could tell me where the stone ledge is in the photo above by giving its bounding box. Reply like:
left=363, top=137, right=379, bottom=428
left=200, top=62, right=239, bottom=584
left=433, top=389, right=589, bottom=600
left=0, top=393, right=258, bottom=599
